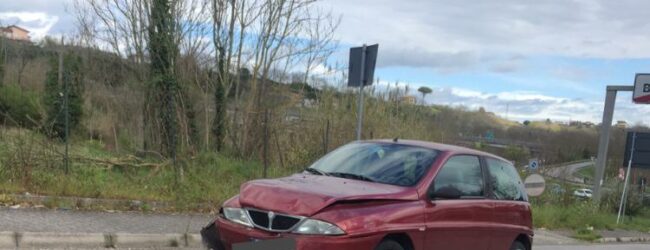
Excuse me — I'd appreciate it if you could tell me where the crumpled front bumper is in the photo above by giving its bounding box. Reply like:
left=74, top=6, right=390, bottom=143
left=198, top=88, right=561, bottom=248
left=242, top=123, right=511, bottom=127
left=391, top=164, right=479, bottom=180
left=201, top=217, right=383, bottom=250
left=201, top=219, right=226, bottom=250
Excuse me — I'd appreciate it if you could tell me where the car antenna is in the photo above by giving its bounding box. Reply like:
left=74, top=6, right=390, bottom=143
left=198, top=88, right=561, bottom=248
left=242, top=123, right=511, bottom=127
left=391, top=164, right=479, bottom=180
left=393, top=137, right=399, bottom=142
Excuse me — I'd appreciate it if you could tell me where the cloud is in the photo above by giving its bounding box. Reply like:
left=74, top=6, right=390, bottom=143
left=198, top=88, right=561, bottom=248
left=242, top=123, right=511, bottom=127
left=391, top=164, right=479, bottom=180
left=0, top=0, right=74, bottom=38
left=488, top=55, right=526, bottom=73
left=323, top=0, right=650, bottom=72
left=378, top=49, right=479, bottom=72
left=421, top=86, right=650, bottom=124
left=0, top=12, right=59, bottom=39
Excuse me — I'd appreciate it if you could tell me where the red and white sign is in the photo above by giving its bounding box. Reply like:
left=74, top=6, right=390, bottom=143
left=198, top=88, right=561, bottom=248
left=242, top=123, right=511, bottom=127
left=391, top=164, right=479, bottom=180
left=618, top=168, right=625, bottom=180
left=633, top=74, right=650, bottom=103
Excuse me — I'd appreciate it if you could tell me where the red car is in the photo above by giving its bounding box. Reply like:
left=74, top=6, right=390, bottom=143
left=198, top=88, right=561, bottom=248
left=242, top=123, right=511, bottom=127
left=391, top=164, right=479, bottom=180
left=202, top=140, right=533, bottom=250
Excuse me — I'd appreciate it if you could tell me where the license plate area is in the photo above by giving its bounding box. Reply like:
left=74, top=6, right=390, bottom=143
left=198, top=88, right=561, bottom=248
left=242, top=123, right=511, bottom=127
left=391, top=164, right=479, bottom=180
left=233, top=238, right=296, bottom=250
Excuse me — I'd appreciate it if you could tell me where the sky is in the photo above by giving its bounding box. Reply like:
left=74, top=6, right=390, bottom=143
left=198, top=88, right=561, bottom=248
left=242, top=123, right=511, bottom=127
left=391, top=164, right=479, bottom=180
left=1, top=0, right=650, bottom=124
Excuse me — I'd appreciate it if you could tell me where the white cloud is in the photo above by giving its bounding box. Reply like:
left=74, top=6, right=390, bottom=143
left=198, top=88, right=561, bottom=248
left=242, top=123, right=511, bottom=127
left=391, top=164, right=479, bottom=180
left=322, top=0, right=650, bottom=71
left=0, top=11, right=59, bottom=39
left=421, top=86, right=650, bottom=125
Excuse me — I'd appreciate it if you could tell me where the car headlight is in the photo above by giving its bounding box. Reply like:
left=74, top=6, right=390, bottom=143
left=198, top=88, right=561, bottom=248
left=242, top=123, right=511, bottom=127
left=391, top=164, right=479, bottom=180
left=222, top=207, right=253, bottom=227
left=292, top=219, right=345, bottom=235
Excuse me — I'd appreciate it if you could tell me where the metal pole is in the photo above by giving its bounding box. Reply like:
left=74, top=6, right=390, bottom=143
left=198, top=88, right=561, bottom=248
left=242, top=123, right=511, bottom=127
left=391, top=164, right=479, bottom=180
left=617, top=132, right=636, bottom=224
left=263, top=109, right=269, bottom=178
left=59, top=37, right=69, bottom=174
left=593, top=85, right=634, bottom=201
left=355, top=45, right=367, bottom=141
left=593, top=89, right=616, bottom=200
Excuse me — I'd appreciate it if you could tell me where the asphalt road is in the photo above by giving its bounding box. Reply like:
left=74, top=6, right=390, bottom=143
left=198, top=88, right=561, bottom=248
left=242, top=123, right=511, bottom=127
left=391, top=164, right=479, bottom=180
left=63, top=244, right=650, bottom=250
left=544, top=161, right=593, bottom=184
left=535, top=244, right=649, bottom=250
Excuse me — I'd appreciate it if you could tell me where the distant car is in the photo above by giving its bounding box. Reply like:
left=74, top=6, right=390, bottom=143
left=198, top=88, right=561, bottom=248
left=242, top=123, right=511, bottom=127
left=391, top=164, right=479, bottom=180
left=201, top=140, right=533, bottom=250
left=573, top=188, right=593, bottom=198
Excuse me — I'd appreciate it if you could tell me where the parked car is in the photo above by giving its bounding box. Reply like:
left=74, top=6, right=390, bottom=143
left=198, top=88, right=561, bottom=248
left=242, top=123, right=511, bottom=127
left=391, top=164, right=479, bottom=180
left=202, top=140, right=533, bottom=250
left=573, top=188, right=593, bottom=199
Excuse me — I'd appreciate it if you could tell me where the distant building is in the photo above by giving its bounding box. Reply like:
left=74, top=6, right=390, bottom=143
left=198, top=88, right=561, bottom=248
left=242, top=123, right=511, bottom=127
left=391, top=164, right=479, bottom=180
left=400, top=95, right=417, bottom=105
left=615, top=120, right=628, bottom=129
left=0, top=25, right=30, bottom=41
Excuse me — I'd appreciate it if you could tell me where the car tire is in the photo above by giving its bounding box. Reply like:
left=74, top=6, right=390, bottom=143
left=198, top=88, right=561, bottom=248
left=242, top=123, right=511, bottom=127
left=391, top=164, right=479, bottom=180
left=375, top=239, right=405, bottom=250
left=510, top=240, right=527, bottom=250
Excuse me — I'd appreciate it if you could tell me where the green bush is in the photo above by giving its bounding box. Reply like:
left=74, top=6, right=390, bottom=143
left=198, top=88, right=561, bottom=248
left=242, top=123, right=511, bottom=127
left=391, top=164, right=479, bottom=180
left=0, top=85, right=42, bottom=127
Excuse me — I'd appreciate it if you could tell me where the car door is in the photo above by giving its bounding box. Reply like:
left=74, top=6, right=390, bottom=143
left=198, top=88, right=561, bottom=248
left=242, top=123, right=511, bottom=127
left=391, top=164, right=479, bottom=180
left=485, top=158, right=532, bottom=250
left=423, top=155, right=493, bottom=250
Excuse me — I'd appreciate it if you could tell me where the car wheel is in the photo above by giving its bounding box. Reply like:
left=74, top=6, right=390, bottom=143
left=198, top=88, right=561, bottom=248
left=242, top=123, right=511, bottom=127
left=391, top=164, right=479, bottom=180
left=375, top=239, right=405, bottom=250
left=510, top=241, right=527, bottom=250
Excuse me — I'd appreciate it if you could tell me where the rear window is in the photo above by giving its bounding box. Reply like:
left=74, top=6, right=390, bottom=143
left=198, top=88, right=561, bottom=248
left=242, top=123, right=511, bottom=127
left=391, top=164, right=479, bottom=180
left=486, top=158, right=527, bottom=201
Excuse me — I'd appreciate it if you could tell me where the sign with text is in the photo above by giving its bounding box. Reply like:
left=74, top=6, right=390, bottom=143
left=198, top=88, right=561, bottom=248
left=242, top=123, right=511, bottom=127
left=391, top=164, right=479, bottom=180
left=624, top=131, right=650, bottom=169
left=633, top=74, right=650, bottom=103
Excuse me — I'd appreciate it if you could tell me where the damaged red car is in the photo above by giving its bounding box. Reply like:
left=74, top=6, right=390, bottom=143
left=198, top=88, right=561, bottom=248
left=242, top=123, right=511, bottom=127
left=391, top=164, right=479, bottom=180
left=202, top=140, right=533, bottom=250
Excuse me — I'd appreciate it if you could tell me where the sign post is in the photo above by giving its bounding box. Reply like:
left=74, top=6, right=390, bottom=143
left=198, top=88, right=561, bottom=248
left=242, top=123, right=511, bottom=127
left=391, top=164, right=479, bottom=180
left=348, top=44, right=378, bottom=140
left=617, top=132, right=636, bottom=224
left=356, top=45, right=366, bottom=141
left=593, top=85, right=634, bottom=201
left=594, top=74, right=650, bottom=202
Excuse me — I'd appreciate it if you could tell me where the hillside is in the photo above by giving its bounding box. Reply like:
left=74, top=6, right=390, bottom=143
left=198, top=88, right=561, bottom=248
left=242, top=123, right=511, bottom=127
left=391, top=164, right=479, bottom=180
left=0, top=36, right=641, bottom=207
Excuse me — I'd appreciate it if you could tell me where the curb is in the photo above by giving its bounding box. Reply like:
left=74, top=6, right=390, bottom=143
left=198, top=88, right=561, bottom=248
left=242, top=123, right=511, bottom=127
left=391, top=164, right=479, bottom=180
left=598, top=236, right=650, bottom=243
left=1, top=193, right=213, bottom=212
left=0, top=231, right=202, bottom=249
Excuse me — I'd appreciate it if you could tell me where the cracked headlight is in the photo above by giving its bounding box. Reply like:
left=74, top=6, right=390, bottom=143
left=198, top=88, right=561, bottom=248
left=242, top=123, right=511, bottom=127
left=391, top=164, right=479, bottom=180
left=292, top=219, right=345, bottom=235
left=222, top=207, right=253, bottom=227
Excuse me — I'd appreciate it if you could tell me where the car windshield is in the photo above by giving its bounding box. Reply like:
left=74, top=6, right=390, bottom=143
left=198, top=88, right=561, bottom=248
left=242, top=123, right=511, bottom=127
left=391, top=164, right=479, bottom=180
left=307, top=142, right=439, bottom=187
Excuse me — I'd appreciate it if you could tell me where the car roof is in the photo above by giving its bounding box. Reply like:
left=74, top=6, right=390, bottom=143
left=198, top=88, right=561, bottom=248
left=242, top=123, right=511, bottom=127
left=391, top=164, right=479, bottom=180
left=365, top=139, right=511, bottom=163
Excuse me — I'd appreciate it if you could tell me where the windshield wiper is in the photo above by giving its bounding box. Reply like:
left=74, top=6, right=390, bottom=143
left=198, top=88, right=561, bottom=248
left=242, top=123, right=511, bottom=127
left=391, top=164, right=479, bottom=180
left=305, top=167, right=329, bottom=176
left=328, top=172, right=377, bottom=183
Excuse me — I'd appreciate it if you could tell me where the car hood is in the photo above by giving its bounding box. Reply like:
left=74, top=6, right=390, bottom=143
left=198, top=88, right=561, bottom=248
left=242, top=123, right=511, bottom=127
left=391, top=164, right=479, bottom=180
left=238, top=174, right=419, bottom=216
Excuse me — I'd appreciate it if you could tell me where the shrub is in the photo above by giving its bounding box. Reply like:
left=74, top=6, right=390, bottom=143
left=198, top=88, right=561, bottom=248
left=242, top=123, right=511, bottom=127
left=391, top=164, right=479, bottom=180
left=0, top=84, right=42, bottom=128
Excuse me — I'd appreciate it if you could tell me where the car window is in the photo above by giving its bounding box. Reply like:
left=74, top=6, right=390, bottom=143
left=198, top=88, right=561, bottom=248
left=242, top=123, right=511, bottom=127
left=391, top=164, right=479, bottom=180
left=308, top=142, right=439, bottom=187
left=431, top=155, right=484, bottom=197
left=486, top=158, right=527, bottom=201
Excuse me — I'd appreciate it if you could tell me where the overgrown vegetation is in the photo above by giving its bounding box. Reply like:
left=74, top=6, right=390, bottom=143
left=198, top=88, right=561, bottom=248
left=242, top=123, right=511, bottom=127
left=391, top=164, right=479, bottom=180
left=531, top=178, right=650, bottom=234
left=0, top=0, right=647, bottom=230
left=0, top=128, right=297, bottom=210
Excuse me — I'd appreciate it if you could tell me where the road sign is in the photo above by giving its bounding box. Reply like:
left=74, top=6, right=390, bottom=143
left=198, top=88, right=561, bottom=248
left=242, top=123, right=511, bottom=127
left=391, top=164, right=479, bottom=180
left=529, top=159, right=539, bottom=170
left=624, top=131, right=650, bottom=169
left=348, top=44, right=378, bottom=87
left=349, top=44, right=379, bottom=141
left=524, top=174, right=546, bottom=197
left=633, top=74, right=650, bottom=104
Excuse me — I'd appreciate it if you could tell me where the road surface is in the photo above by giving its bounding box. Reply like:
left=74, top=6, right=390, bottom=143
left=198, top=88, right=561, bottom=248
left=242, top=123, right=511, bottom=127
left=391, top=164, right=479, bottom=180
left=2, top=207, right=648, bottom=249
left=536, top=244, right=649, bottom=250
left=544, top=161, right=593, bottom=184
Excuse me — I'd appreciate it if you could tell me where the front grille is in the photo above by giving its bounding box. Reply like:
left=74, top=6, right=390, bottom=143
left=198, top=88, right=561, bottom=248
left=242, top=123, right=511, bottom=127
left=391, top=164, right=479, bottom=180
left=248, top=210, right=270, bottom=228
left=246, top=209, right=303, bottom=232
left=272, top=215, right=301, bottom=230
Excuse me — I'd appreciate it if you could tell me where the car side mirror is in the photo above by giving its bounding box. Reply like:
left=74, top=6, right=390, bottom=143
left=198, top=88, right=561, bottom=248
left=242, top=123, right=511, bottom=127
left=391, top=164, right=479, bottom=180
left=429, top=186, right=462, bottom=200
